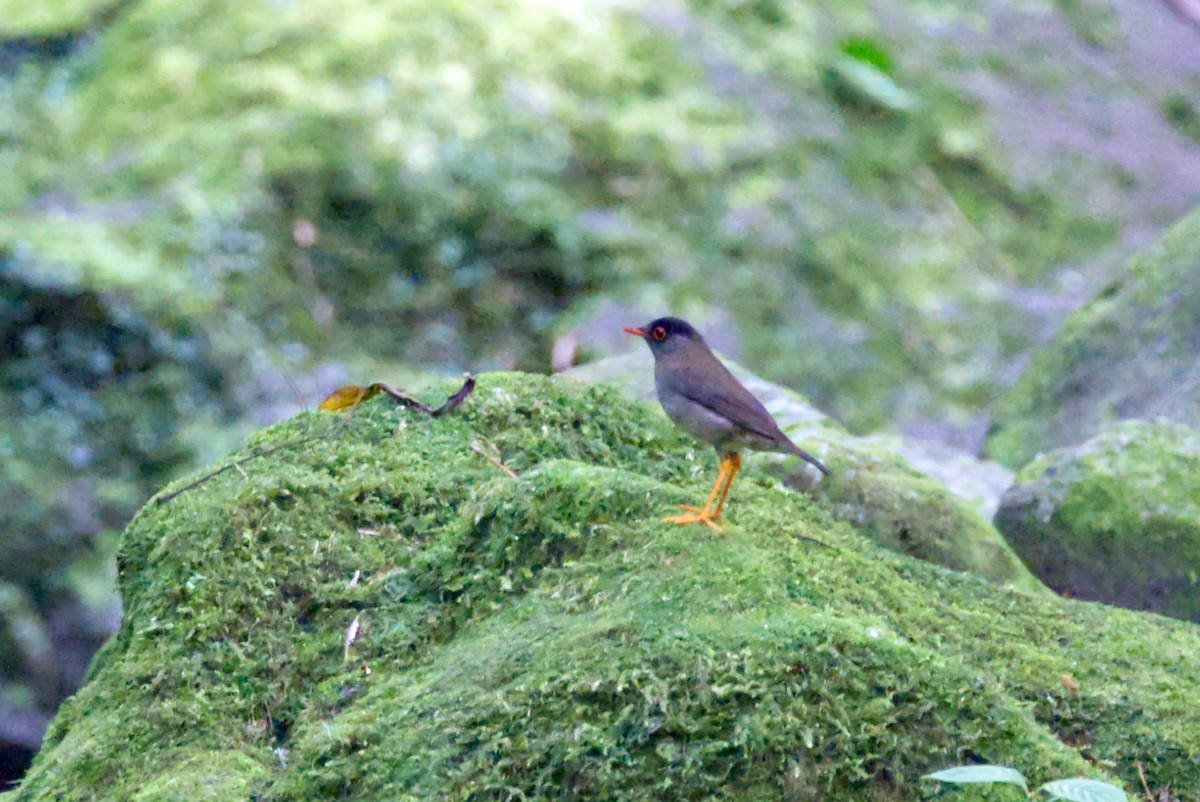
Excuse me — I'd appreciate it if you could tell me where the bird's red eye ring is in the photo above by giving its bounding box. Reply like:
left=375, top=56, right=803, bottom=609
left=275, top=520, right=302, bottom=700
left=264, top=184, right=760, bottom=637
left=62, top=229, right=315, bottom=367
left=651, top=326, right=667, bottom=342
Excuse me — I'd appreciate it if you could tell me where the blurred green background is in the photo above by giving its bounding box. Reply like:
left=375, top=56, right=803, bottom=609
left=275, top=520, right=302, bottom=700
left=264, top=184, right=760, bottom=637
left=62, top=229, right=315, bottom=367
left=2, top=0, right=1198, bottom=786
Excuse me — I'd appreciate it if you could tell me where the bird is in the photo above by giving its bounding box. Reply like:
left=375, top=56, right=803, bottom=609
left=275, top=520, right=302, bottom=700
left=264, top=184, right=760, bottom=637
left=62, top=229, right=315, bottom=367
left=623, top=316, right=830, bottom=530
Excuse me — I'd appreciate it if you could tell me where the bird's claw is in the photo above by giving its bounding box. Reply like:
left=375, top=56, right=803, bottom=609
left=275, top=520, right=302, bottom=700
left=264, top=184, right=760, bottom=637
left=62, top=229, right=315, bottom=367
left=663, top=506, right=723, bottom=532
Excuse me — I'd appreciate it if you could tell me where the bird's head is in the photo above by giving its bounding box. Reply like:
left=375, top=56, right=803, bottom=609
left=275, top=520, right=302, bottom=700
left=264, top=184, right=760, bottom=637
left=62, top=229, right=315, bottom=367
left=622, top=316, right=703, bottom=358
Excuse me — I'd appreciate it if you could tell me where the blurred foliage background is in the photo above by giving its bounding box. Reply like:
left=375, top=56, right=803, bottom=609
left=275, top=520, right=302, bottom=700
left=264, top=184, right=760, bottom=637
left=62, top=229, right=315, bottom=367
left=1, top=0, right=1198, bottom=786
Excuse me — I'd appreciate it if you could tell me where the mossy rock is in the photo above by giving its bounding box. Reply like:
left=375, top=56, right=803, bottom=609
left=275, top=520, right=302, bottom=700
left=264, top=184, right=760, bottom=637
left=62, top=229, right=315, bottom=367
left=11, top=373, right=1200, bottom=800
left=995, top=419, right=1200, bottom=622
left=0, top=0, right=111, bottom=37
left=568, top=353, right=1039, bottom=594
left=987, top=207, right=1200, bottom=468
left=2, top=0, right=1162, bottom=437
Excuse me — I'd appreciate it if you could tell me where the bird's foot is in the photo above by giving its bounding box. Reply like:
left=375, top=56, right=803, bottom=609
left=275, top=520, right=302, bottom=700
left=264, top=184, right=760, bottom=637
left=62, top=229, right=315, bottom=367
left=663, top=505, right=723, bottom=531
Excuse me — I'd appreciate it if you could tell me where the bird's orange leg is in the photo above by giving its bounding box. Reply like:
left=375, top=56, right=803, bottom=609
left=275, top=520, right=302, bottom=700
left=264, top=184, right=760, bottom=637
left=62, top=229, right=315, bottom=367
left=712, top=452, right=741, bottom=521
left=665, top=455, right=732, bottom=531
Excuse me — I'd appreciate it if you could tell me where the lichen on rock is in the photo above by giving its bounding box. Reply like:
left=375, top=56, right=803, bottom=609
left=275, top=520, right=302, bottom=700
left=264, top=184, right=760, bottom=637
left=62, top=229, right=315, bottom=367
left=11, top=374, right=1200, bottom=800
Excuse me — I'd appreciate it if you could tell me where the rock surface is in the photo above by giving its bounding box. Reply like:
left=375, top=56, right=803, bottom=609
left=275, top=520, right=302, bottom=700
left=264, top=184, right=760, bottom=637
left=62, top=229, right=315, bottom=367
left=988, top=208, right=1200, bottom=468
left=995, top=419, right=1200, bottom=622
left=9, top=374, right=1200, bottom=800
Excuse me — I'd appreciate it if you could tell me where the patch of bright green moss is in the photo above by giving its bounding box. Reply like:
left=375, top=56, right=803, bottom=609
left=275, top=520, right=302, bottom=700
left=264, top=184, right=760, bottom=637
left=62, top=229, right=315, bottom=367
left=13, top=373, right=1200, bottom=800
left=131, top=750, right=266, bottom=802
left=996, top=419, right=1200, bottom=622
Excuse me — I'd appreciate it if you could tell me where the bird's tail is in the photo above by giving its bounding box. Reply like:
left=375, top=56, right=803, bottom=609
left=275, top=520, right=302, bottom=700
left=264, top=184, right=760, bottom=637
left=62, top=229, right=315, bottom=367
left=788, top=441, right=831, bottom=477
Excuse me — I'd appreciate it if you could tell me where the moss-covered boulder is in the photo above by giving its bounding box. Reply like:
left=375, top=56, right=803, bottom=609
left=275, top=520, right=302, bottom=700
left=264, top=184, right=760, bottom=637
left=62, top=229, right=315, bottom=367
left=995, top=419, right=1200, bottom=622
left=987, top=208, right=1200, bottom=468
left=568, top=353, right=1037, bottom=594
left=11, top=373, right=1200, bottom=800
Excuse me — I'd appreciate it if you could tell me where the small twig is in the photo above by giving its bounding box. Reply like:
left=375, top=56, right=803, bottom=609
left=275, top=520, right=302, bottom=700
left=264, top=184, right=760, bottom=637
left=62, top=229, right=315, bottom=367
left=1136, top=761, right=1150, bottom=802
left=343, top=614, right=361, bottom=662
left=1136, top=760, right=1168, bottom=802
left=153, top=433, right=328, bottom=506
left=470, top=437, right=518, bottom=478
left=434, top=373, right=477, bottom=416
left=791, top=531, right=834, bottom=549
left=374, top=373, right=476, bottom=417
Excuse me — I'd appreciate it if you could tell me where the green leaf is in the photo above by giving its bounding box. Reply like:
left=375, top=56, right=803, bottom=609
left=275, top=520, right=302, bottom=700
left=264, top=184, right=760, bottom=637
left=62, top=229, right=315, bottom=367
left=923, top=765, right=1028, bottom=789
left=839, top=37, right=893, bottom=72
left=1041, top=778, right=1128, bottom=802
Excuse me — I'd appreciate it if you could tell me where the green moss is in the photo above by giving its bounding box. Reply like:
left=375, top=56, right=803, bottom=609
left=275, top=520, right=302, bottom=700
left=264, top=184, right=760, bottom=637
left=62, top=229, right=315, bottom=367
left=133, top=750, right=267, bottom=802
left=987, top=207, right=1200, bottom=468
left=13, top=373, right=1200, bottom=800
left=996, top=420, right=1200, bottom=622
left=0, top=0, right=109, bottom=36
left=811, top=442, right=1043, bottom=595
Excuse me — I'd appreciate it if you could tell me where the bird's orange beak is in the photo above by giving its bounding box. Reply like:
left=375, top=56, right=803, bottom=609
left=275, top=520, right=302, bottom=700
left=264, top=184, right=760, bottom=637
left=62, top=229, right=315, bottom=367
left=622, top=326, right=647, bottom=338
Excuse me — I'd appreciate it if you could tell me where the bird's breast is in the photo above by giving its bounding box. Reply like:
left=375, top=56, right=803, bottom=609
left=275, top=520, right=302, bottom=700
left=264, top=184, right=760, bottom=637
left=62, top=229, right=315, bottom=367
left=655, top=371, right=736, bottom=449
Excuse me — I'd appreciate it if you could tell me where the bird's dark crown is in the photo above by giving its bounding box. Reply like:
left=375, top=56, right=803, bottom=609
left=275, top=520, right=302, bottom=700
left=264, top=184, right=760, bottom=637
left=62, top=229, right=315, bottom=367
left=643, top=316, right=699, bottom=343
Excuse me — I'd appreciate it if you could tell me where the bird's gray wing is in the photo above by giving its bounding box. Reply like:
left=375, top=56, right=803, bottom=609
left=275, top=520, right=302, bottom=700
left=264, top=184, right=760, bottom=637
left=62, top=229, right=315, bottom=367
left=665, top=353, right=831, bottom=474
left=673, top=356, right=783, bottom=442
